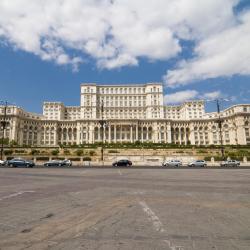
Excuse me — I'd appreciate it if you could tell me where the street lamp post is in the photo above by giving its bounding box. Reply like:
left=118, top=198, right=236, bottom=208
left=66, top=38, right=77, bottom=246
left=0, top=101, right=8, bottom=160
left=205, top=98, right=229, bottom=160
left=216, top=99, right=225, bottom=160
left=101, top=101, right=104, bottom=163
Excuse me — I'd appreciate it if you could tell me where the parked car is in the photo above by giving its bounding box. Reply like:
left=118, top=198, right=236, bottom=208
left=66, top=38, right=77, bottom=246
left=112, top=159, right=132, bottom=167
left=0, top=159, right=6, bottom=166
left=162, top=159, right=182, bottom=167
left=188, top=160, right=207, bottom=167
left=7, top=158, right=34, bottom=168
left=44, top=159, right=72, bottom=167
left=220, top=160, right=240, bottom=167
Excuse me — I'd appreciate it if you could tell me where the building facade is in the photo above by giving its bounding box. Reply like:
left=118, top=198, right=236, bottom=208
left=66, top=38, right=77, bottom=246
left=1, top=83, right=250, bottom=146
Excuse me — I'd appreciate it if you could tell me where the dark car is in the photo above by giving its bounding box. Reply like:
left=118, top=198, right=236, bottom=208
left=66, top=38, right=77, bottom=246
left=220, top=160, right=240, bottom=167
left=44, top=159, right=72, bottom=167
left=7, top=158, right=34, bottom=168
left=188, top=160, right=207, bottom=167
left=112, top=159, right=132, bottom=167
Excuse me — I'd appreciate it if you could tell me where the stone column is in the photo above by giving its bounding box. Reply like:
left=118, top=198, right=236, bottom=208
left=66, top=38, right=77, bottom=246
left=141, top=127, right=144, bottom=143
left=130, top=125, right=133, bottom=143
left=236, top=119, right=246, bottom=145
left=167, top=123, right=172, bottom=143
left=76, top=123, right=80, bottom=145
left=109, top=125, right=111, bottom=143
left=146, top=127, right=149, bottom=141
left=97, top=126, right=100, bottom=141
left=136, top=123, right=138, bottom=141
left=114, top=125, right=117, bottom=143
left=229, top=125, right=236, bottom=145
left=184, top=128, right=187, bottom=145
left=164, top=128, right=167, bottom=143
left=189, top=123, right=195, bottom=145
left=103, top=125, right=106, bottom=142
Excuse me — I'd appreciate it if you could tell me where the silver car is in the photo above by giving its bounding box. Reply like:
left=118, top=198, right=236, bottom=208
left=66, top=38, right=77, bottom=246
left=162, top=159, right=182, bottom=167
left=220, top=160, right=240, bottom=167
left=188, top=160, right=207, bottom=167
left=0, top=160, right=6, bottom=166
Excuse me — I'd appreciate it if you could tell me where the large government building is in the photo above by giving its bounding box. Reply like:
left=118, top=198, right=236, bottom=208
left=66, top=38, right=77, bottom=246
left=1, top=83, right=250, bottom=146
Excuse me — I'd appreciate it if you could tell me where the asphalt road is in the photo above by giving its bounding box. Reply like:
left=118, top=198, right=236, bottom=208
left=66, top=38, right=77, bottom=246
left=0, top=168, right=250, bottom=250
left=2, top=165, right=250, bottom=169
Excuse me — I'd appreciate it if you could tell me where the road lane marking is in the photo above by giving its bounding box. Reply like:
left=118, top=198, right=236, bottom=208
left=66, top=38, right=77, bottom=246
left=139, top=201, right=165, bottom=233
left=0, top=191, right=35, bottom=201
left=139, top=200, right=184, bottom=250
left=0, top=222, right=16, bottom=228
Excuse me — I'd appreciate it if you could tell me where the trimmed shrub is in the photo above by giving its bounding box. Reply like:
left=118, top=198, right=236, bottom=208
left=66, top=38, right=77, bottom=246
left=4, top=150, right=13, bottom=155
left=204, top=156, right=212, bottom=161
left=51, top=149, right=59, bottom=156
left=75, top=149, right=83, bottom=156
left=30, top=149, right=40, bottom=155
left=14, top=149, right=26, bottom=154
left=89, top=150, right=96, bottom=156
left=63, top=149, right=70, bottom=155
left=83, top=156, right=91, bottom=161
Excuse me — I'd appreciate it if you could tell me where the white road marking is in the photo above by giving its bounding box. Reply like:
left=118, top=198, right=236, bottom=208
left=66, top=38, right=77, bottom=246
left=127, top=191, right=145, bottom=195
left=0, top=222, right=16, bottom=228
left=0, top=191, right=35, bottom=201
left=118, top=169, right=122, bottom=175
left=139, top=200, right=184, bottom=250
left=139, top=201, right=165, bottom=233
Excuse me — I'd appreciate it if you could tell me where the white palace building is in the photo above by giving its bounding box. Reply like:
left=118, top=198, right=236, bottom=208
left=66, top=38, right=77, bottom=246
left=1, top=83, right=250, bottom=146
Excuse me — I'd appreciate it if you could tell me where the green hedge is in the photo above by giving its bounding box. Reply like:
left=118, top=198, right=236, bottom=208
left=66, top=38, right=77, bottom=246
left=108, top=150, right=119, bottom=153
left=36, top=157, right=49, bottom=161
left=68, top=157, right=81, bottom=161
left=204, top=156, right=211, bottom=161
left=52, top=157, right=65, bottom=160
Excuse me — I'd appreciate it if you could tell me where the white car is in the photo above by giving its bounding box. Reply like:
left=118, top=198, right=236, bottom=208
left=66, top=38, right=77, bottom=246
left=162, top=159, right=182, bottom=167
left=220, top=160, right=240, bottom=167
left=188, top=160, right=207, bottom=167
left=0, top=160, right=6, bottom=166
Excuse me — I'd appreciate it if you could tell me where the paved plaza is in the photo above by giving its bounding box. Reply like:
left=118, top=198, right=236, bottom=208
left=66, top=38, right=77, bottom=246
left=0, top=167, right=250, bottom=250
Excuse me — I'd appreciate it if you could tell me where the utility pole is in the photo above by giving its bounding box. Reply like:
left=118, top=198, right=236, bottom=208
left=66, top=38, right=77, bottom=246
left=0, top=101, right=8, bottom=160
left=216, top=99, right=225, bottom=160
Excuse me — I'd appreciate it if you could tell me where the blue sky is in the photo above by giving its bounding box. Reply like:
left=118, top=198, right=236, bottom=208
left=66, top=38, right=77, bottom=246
left=0, top=0, right=250, bottom=114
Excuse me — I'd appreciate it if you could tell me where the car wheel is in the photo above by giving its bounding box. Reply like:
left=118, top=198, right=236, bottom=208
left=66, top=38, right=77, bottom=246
left=191, top=164, right=195, bottom=167
left=9, top=163, right=13, bottom=168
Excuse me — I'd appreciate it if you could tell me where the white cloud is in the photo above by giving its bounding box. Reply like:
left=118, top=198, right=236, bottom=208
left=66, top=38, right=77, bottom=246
left=201, top=91, right=222, bottom=100
left=165, top=10, right=250, bottom=87
left=164, top=90, right=223, bottom=104
left=0, top=0, right=243, bottom=72
left=164, top=90, right=198, bottom=104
